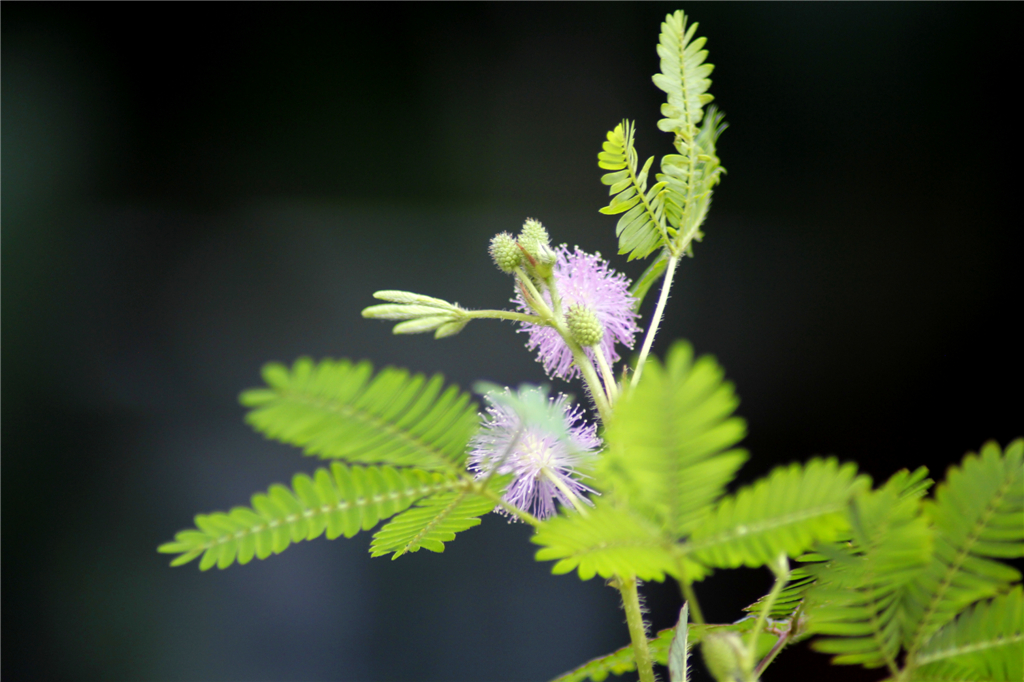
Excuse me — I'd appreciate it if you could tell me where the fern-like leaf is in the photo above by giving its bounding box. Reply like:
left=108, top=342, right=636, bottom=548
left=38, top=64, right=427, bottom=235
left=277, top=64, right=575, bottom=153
left=651, top=11, right=725, bottom=257
left=598, top=121, right=669, bottom=261
left=532, top=500, right=698, bottom=582
left=658, top=106, right=726, bottom=255
left=745, top=469, right=932, bottom=623
left=902, top=439, right=1024, bottom=658
left=158, top=463, right=454, bottom=569
left=912, top=587, right=1023, bottom=682
left=369, top=484, right=497, bottom=558
left=240, top=357, right=479, bottom=471
left=806, top=470, right=934, bottom=672
left=600, top=340, right=747, bottom=539
left=684, top=458, right=868, bottom=569
left=653, top=10, right=714, bottom=139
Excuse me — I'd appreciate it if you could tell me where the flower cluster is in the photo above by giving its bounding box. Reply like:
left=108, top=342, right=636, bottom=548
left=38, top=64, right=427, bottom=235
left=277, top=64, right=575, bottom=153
left=468, top=385, right=601, bottom=520
left=516, top=245, right=640, bottom=379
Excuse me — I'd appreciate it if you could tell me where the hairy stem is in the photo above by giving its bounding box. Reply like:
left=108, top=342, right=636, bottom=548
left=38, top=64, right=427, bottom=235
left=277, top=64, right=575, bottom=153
left=631, top=254, right=679, bottom=388
left=618, top=575, right=656, bottom=682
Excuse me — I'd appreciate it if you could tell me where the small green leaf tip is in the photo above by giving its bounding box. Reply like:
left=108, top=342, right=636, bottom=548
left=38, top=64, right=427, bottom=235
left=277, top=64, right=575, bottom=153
left=489, top=232, right=522, bottom=274
left=565, top=303, right=604, bottom=347
left=362, top=290, right=468, bottom=337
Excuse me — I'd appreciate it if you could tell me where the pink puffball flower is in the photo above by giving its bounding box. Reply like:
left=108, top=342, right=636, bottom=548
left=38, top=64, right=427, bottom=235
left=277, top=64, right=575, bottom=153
left=468, top=384, right=601, bottom=521
left=516, top=246, right=640, bottom=379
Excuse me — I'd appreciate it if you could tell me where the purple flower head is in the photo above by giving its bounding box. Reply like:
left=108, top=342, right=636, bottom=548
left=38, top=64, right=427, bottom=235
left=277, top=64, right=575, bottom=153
left=516, top=246, right=640, bottom=379
left=468, top=384, right=601, bottom=520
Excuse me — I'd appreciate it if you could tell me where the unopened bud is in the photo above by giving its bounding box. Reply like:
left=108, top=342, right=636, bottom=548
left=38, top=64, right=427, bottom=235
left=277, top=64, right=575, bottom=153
left=489, top=232, right=522, bottom=274
left=701, top=632, right=747, bottom=682
left=565, top=304, right=603, bottom=347
left=519, top=218, right=550, bottom=251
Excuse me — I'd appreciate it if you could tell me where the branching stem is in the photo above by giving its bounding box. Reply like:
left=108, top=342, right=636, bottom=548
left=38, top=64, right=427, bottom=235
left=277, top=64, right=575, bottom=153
left=617, top=575, right=656, bottom=682
left=745, top=554, right=790, bottom=678
left=631, top=254, right=679, bottom=388
left=593, top=345, right=619, bottom=404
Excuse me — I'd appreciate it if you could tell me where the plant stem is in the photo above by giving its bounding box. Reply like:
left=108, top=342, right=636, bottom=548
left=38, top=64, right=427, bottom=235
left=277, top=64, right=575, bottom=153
left=617, top=575, right=656, bottom=682
left=745, top=555, right=790, bottom=677
left=631, top=254, right=678, bottom=388
left=543, top=469, right=589, bottom=517
left=680, top=579, right=706, bottom=626
left=466, top=310, right=545, bottom=324
left=593, top=345, right=619, bottom=404
left=753, top=624, right=791, bottom=678
left=514, top=268, right=554, bottom=319
left=567, top=341, right=613, bottom=423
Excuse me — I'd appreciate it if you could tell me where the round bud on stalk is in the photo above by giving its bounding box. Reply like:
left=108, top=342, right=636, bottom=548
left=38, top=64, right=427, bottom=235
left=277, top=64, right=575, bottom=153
left=700, top=632, right=747, bottom=682
left=489, top=232, right=522, bottom=274
left=565, top=304, right=604, bottom=347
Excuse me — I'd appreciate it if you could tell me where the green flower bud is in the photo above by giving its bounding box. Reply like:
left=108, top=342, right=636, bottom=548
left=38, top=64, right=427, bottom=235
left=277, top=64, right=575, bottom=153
left=489, top=232, right=522, bottom=274
left=519, top=218, right=550, bottom=251
left=701, top=632, right=747, bottom=682
left=565, top=304, right=604, bottom=347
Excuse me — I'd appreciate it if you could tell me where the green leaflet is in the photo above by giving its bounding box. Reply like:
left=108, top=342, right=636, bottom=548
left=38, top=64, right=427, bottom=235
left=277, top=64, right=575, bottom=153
left=805, top=469, right=935, bottom=671
left=902, top=439, right=1024, bottom=659
left=240, top=357, right=479, bottom=471
left=531, top=499, right=698, bottom=583
left=158, top=463, right=455, bottom=569
left=369, top=484, right=499, bottom=559
left=600, top=340, right=748, bottom=539
left=913, top=587, right=1023, bottom=682
left=598, top=120, right=669, bottom=261
left=684, top=458, right=868, bottom=569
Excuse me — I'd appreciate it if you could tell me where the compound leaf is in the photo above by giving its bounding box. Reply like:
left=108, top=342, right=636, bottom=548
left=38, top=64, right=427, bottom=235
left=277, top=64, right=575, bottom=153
left=369, top=485, right=498, bottom=558
left=241, top=357, right=479, bottom=471
left=600, top=340, right=747, bottom=539
left=902, top=439, right=1024, bottom=658
left=158, top=463, right=454, bottom=569
left=599, top=121, right=669, bottom=261
left=912, top=586, right=1023, bottom=682
left=532, top=500, right=699, bottom=583
left=684, top=458, right=868, bottom=570
left=806, top=469, right=934, bottom=671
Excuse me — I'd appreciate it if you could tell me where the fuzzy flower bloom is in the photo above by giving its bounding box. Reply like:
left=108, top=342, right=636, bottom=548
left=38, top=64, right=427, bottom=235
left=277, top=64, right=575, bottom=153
left=516, top=246, right=640, bottom=379
left=468, top=384, right=601, bottom=520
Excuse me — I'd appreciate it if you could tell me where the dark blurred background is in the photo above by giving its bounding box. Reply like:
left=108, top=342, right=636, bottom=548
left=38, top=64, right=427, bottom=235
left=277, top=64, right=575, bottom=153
left=3, top=3, right=1021, bottom=681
